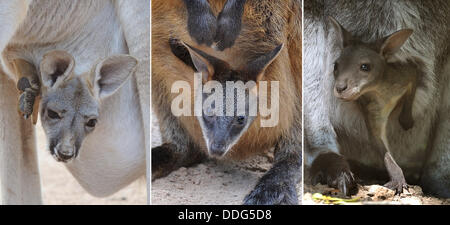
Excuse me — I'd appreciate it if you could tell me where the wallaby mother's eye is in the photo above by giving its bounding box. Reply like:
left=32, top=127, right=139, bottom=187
left=47, top=109, right=61, bottom=119
left=86, top=119, right=97, bottom=128
left=360, top=63, right=371, bottom=72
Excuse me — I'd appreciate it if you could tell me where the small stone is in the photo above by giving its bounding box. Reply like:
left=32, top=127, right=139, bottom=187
left=399, top=196, right=422, bottom=205
left=367, top=185, right=395, bottom=201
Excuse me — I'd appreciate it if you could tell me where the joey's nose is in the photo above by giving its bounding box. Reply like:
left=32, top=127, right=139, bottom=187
left=54, top=143, right=76, bottom=162
left=336, top=83, right=348, bottom=93
left=209, top=141, right=226, bottom=157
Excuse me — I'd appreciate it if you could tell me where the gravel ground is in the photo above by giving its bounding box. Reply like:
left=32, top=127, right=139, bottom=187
left=303, top=183, right=450, bottom=205
left=151, top=111, right=302, bottom=205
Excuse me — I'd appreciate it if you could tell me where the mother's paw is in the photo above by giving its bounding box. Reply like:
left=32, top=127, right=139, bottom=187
left=243, top=180, right=298, bottom=205
left=186, top=5, right=217, bottom=46
left=213, top=0, right=246, bottom=51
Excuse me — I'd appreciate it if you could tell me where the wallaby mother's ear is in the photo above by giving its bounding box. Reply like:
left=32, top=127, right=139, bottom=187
left=92, top=54, right=138, bottom=99
left=244, top=43, right=283, bottom=81
left=40, top=50, right=75, bottom=89
left=329, top=16, right=353, bottom=49
left=380, top=29, right=413, bottom=57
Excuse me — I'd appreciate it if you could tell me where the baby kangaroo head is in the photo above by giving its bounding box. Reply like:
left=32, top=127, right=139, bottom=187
left=39, top=50, right=137, bottom=162
left=329, top=16, right=413, bottom=101
left=169, top=38, right=282, bottom=157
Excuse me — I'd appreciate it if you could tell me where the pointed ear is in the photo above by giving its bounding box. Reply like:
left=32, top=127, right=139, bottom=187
left=244, top=44, right=283, bottom=81
left=91, top=55, right=137, bottom=99
left=40, top=50, right=75, bottom=89
left=379, top=29, right=413, bottom=57
left=329, top=16, right=353, bottom=48
left=182, top=42, right=215, bottom=83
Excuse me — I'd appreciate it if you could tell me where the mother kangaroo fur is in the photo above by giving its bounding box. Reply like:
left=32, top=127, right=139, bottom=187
left=304, top=0, right=450, bottom=197
left=152, top=0, right=302, bottom=204
left=0, top=0, right=150, bottom=204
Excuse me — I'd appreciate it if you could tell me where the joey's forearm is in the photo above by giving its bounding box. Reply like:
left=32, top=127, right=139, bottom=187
left=152, top=142, right=205, bottom=180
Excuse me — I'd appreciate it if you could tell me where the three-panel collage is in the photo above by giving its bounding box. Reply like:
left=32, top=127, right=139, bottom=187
left=0, top=0, right=449, bottom=209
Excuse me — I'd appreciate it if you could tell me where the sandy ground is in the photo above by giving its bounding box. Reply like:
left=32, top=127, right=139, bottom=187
left=151, top=112, right=302, bottom=205
left=36, top=120, right=146, bottom=205
left=303, top=183, right=450, bottom=205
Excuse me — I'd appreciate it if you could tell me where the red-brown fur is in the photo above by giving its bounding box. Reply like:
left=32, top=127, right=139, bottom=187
left=152, top=0, right=301, bottom=159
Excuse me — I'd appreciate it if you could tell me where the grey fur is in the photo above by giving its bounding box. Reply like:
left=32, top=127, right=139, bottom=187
left=304, top=0, right=450, bottom=197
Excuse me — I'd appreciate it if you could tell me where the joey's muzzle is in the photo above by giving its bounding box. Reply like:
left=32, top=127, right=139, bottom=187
left=333, top=79, right=361, bottom=101
left=52, top=142, right=78, bottom=163
left=208, top=141, right=227, bottom=157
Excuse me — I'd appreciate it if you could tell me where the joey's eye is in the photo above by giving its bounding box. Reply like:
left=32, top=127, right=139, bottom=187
left=86, top=119, right=97, bottom=128
left=236, top=116, right=246, bottom=125
left=47, top=109, right=61, bottom=119
left=334, top=63, right=338, bottom=71
left=360, top=64, right=371, bottom=72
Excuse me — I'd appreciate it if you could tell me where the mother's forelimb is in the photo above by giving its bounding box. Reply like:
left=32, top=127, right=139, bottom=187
left=0, top=72, right=41, bottom=205
left=244, top=125, right=302, bottom=205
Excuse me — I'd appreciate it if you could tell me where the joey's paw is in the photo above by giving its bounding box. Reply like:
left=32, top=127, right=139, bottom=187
left=17, top=76, right=32, bottom=92
left=214, top=10, right=243, bottom=51
left=243, top=180, right=298, bottom=205
left=384, top=179, right=409, bottom=194
left=18, top=92, right=35, bottom=119
left=310, top=153, right=358, bottom=196
left=186, top=7, right=217, bottom=46
left=17, top=77, right=40, bottom=119
left=312, top=169, right=358, bottom=196
left=151, top=145, right=175, bottom=180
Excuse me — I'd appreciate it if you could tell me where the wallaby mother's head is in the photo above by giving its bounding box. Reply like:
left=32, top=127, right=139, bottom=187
left=39, top=50, right=137, bottom=162
left=329, top=16, right=413, bottom=101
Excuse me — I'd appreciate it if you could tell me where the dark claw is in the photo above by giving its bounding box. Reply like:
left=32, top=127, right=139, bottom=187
left=243, top=179, right=298, bottom=205
left=18, top=89, right=37, bottom=118
left=243, top=160, right=300, bottom=205
left=384, top=179, right=409, bottom=194
left=310, top=152, right=358, bottom=196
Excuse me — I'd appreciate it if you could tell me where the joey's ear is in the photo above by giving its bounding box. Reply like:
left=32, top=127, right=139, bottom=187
left=182, top=42, right=216, bottom=83
left=379, top=29, right=413, bottom=57
left=40, top=50, right=75, bottom=89
left=243, top=43, right=283, bottom=81
left=91, top=54, right=137, bottom=99
left=169, top=38, right=229, bottom=83
left=329, top=16, right=353, bottom=48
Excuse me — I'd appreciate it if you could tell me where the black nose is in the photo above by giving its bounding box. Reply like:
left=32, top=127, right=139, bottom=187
left=209, top=141, right=226, bottom=157
left=336, top=83, right=348, bottom=93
